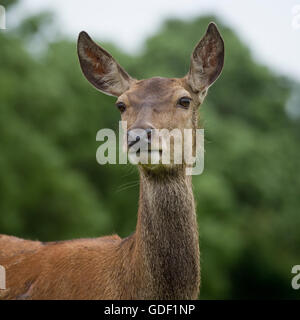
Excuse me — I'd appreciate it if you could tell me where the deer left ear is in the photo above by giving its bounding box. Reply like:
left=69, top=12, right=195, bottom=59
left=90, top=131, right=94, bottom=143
left=186, top=22, right=224, bottom=93
left=77, top=31, right=134, bottom=97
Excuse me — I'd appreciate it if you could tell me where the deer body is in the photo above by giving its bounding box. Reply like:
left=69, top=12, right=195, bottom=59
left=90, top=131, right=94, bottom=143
left=0, top=169, right=198, bottom=299
left=0, top=23, right=224, bottom=300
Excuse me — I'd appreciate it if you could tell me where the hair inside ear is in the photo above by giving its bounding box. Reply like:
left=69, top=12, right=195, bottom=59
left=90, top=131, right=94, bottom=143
left=187, top=22, right=224, bottom=93
left=77, top=31, right=134, bottom=97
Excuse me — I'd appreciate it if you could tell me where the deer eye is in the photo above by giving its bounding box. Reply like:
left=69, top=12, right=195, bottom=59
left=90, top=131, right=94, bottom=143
left=177, top=97, right=191, bottom=109
left=116, top=102, right=126, bottom=113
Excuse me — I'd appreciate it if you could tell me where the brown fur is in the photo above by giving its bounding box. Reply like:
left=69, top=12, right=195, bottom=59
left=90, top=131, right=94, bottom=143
left=0, top=22, right=224, bottom=300
left=0, top=167, right=199, bottom=300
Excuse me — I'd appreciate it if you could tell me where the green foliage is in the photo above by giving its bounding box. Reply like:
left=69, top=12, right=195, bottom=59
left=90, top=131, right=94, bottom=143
left=0, top=0, right=18, bottom=9
left=0, top=11, right=299, bottom=299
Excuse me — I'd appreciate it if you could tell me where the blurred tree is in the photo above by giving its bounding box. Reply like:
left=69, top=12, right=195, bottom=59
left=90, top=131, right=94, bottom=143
left=0, top=8, right=299, bottom=299
left=1, top=0, right=18, bottom=9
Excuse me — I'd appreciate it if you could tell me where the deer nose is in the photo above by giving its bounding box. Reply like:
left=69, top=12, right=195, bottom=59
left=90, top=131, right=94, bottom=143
left=127, top=128, right=153, bottom=148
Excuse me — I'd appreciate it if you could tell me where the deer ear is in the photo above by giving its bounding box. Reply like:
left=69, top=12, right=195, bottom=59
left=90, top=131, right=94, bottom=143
left=186, top=22, right=224, bottom=93
left=77, top=31, right=134, bottom=97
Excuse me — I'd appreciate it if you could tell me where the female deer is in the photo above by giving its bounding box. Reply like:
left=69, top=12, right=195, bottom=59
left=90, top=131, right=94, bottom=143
left=0, top=23, right=224, bottom=299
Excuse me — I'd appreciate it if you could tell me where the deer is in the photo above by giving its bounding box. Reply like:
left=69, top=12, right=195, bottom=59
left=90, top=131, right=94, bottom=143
left=0, top=22, right=224, bottom=300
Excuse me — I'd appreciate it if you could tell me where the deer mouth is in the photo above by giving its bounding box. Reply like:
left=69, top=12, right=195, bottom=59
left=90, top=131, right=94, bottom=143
left=135, top=149, right=163, bottom=156
left=128, top=149, right=165, bottom=165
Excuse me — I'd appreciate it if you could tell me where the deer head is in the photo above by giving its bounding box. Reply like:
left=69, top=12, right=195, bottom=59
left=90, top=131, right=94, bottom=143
left=77, top=23, right=224, bottom=171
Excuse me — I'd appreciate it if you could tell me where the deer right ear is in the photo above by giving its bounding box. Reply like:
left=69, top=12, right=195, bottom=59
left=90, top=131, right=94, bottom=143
left=186, top=23, right=224, bottom=94
left=77, top=31, right=134, bottom=97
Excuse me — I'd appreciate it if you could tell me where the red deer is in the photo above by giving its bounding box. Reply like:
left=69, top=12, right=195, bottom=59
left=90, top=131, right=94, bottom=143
left=0, top=22, right=224, bottom=299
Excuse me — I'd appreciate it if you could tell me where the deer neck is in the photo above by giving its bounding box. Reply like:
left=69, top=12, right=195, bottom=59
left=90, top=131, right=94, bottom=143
left=133, top=166, right=200, bottom=299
